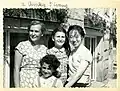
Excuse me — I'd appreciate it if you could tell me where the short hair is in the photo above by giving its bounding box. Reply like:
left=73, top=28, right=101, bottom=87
left=40, top=54, right=60, bottom=71
left=68, top=25, right=85, bottom=38
left=28, top=20, right=46, bottom=34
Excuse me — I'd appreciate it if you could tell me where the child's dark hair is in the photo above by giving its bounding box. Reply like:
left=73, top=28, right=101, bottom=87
left=68, top=25, right=85, bottom=38
left=48, top=26, right=70, bottom=56
left=39, top=54, right=60, bottom=78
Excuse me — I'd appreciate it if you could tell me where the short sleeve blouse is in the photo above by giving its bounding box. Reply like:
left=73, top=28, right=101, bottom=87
left=15, top=40, right=47, bottom=68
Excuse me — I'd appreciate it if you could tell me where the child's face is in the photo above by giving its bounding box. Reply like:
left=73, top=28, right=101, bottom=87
left=52, top=31, right=66, bottom=48
left=69, top=29, right=83, bottom=50
left=41, top=62, right=54, bottom=79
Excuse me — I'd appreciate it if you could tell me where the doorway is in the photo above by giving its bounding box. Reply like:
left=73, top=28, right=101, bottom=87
left=84, top=36, right=97, bottom=80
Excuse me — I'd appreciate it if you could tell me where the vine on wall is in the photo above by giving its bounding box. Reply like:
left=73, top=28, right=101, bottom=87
left=3, top=8, right=68, bottom=23
left=84, top=9, right=106, bottom=33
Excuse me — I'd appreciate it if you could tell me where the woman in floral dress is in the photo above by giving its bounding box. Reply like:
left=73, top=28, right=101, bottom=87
left=47, top=26, right=70, bottom=85
left=14, top=21, right=47, bottom=88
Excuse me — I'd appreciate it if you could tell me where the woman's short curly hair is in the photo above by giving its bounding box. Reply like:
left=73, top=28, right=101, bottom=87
left=28, top=20, right=46, bottom=34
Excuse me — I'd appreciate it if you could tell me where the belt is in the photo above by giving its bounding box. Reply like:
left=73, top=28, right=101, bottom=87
left=72, top=83, right=89, bottom=87
left=20, top=64, right=40, bottom=70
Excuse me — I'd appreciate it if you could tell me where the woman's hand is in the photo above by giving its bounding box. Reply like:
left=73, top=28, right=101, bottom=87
left=65, top=60, right=89, bottom=87
left=56, top=71, right=62, bottom=78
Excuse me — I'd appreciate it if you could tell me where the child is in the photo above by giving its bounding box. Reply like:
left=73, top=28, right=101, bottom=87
left=36, top=54, right=63, bottom=88
left=47, top=26, right=70, bottom=85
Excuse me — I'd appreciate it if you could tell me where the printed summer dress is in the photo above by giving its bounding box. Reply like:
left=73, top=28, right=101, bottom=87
left=15, top=40, right=47, bottom=88
left=47, top=47, right=68, bottom=84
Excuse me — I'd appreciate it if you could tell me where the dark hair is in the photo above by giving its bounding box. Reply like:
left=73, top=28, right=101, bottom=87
left=68, top=25, right=85, bottom=38
left=48, top=26, right=70, bottom=56
left=28, top=20, right=46, bottom=34
left=39, top=54, right=60, bottom=78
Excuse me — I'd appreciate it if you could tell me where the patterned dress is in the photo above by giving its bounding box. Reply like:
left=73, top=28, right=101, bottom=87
left=47, top=47, right=68, bottom=84
left=15, top=40, right=47, bottom=88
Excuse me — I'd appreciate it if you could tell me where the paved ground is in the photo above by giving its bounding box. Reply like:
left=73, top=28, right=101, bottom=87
left=90, top=48, right=117, bottom=88
left=90, top=78, right=117, bottom=88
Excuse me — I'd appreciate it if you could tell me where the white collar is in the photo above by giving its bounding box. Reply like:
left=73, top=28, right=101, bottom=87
left=52, top=47, right=65, bottom=53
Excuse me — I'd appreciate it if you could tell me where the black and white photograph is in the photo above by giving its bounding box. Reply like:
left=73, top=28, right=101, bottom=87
left=3, top=8, right=117, bottom=88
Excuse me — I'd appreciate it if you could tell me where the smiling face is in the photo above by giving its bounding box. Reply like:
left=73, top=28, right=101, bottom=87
left=29, top=24, right=42, bottom=43
left=52, top=31, right=66, bottom=48
left=41, top=62, right=54, bottom=79
left=69, top=29, right=83, bottom=50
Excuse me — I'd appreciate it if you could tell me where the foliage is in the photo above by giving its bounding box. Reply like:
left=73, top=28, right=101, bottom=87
left=3, top=8, right=68, bottom=23
left=84, top=12, right=106, bottom=33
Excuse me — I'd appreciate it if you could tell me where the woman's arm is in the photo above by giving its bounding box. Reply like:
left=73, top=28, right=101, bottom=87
left=65, top=60, right=89, bottom=87
left=14, top=50, right=22, bottom=87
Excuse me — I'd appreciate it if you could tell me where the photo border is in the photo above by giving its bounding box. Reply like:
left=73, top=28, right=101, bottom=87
left=0, top=0, right=120, bottom=90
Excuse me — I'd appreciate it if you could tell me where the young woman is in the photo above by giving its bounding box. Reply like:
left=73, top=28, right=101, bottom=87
left=35, top=54, right=63, bottom=88
left=14, top=21, right=47, bottom=88
left=65, top=25, right=92, bottom=88
left=47, top=26, right=70, bottom=85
